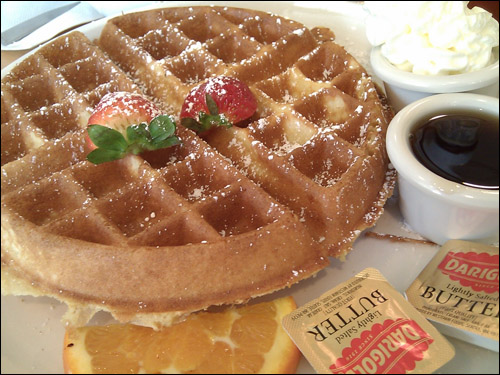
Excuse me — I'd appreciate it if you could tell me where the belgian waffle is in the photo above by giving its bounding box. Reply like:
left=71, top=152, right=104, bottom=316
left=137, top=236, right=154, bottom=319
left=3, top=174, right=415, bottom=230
left=1, top=6, right=395, bottom=328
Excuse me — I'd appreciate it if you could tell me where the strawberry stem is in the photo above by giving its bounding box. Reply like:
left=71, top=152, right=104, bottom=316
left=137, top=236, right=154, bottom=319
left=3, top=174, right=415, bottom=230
left=181, top=94, right=232, bottom=133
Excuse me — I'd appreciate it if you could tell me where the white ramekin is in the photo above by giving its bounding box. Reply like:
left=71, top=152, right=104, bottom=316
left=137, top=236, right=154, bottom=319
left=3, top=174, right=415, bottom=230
left=371, top=46, right=500, bottom=112
left=386, top=93, right=499, bottom=245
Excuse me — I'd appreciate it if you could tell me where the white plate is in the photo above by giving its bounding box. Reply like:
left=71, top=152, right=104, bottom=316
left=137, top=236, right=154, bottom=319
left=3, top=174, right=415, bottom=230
left=1, top=2, right=498, bottom=374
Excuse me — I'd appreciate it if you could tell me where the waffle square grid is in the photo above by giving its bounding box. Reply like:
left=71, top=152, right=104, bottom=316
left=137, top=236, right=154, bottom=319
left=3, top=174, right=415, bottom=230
left=1, top=6, right=395, bottom=327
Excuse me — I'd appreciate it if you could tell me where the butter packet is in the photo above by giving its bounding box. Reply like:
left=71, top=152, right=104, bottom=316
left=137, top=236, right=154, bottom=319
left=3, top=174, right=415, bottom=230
left=406, top=240, right=499, bottom=352
left=282, top=268, right=455, bottom=374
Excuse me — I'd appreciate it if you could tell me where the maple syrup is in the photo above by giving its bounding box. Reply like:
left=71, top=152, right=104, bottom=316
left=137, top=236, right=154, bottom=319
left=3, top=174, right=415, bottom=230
left=410, top=112, right=499, bottom=190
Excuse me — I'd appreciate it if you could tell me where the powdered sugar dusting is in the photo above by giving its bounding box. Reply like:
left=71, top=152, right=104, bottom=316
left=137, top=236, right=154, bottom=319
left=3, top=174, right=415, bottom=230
left=1, top=6, right=398, bottom=328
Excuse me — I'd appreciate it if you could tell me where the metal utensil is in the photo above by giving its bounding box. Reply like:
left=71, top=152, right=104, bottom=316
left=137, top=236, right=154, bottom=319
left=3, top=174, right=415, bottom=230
left=1, top=2, right=81, bottom=46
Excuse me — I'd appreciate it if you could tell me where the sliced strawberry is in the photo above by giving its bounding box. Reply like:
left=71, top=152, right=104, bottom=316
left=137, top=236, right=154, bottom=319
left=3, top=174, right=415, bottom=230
left=86, top=92, right=180, bottom=164
left=180, top=76, right=257, bottom=133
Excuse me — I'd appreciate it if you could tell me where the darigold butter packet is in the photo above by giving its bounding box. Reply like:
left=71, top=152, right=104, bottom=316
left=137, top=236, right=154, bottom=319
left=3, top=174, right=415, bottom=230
left=406, top=240, right=499, bottom=352
left=282, top=268, right=455, bottom=374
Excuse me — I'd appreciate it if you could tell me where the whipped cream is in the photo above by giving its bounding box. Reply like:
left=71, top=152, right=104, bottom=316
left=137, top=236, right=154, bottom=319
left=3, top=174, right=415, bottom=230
left=364, top=1, right=499, bottom=75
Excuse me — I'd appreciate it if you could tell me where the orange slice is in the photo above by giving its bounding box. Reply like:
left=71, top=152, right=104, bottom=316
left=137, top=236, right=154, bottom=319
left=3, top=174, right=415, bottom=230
left=63, top=296, right=301, bottom=374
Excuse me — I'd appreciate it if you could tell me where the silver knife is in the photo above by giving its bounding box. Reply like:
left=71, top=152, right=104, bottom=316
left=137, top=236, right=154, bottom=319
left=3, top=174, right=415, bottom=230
left=1, top=2, right=81, bottom=46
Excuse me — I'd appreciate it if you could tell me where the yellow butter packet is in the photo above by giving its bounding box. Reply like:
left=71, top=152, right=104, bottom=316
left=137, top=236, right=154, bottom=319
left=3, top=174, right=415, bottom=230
left=406, top=240, right=499, bottom=352
left=282, top=268, right=454, bottom=374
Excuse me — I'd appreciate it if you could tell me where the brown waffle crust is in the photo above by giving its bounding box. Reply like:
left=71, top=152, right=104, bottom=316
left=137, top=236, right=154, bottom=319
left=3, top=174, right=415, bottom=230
left=1, top=6, right=395, bottom=328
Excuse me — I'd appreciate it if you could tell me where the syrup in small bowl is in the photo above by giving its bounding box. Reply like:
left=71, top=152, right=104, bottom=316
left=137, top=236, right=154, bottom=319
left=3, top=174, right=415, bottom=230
left=410, top=112, right=499, bottom=190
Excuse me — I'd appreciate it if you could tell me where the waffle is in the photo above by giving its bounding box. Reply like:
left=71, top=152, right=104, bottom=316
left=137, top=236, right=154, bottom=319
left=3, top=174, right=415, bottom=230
left=1, top=6, right=395, bottom=328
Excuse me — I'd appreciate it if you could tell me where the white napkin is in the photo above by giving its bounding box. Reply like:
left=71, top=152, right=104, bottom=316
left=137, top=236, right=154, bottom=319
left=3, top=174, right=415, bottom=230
left=1, top=1, right=156, bottom=51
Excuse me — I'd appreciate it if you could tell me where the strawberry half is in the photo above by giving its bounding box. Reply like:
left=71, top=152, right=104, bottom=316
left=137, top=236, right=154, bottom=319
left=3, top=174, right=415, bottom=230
left=180, top=76, right=257, bottom=133
left=86, top=92, right=180, bottom=164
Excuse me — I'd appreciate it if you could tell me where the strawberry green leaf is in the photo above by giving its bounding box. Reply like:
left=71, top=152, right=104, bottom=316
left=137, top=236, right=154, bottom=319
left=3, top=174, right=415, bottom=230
left=181, top=117, right=207, bottom=133
left=88, top=125, right=128, bottom=152
left=149, top=115, right=176, bottom=142
left=180, top=94, right=233, bottom=133
left=152, top=135, right=181, bottom=149
left=126, top=123, right=149, bottom=144
left=87, top=115, right=182, bottom=165
left=206, top=94, right=219, bottom=116
left=86, top=148, right=125, bottom=165
left=199, top=112, right=231, bottom=129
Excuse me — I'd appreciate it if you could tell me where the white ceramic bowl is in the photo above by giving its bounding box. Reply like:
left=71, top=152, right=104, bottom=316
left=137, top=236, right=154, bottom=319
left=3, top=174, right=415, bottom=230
left=371, top=46, right=500, bottom=112
left=386, top=93, right=499, bottom=245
